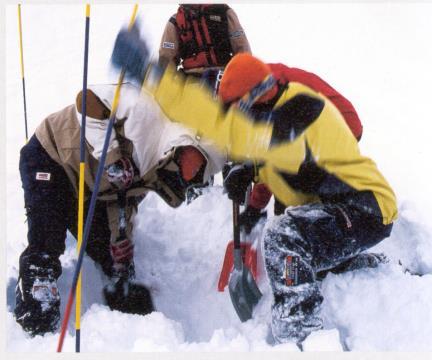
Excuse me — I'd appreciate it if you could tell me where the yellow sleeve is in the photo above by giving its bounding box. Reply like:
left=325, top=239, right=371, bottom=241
left=259, top=164, right=320, bottom=206
left=149, top=64, right=273, bottom=162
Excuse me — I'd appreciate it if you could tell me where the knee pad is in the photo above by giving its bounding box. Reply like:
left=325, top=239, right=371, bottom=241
left=263, top=214, right=311, bottom=260
left=263, top=215, right=315, bottom=295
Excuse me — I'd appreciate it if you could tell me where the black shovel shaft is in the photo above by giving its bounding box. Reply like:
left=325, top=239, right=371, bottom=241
left=115, top=189, right=135, bottom=280
left=229, top=202, right=263, bottom=322
left=117, top=190, right=127, bottom=240
left=233, top=201, right=241, bottom=250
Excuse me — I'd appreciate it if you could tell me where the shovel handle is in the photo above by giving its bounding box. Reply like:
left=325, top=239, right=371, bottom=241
left=115, top=190, right=135, bottom=281
left=233, top=201, right=241, bottom=250
left=117, top=190, right=127, bottom=240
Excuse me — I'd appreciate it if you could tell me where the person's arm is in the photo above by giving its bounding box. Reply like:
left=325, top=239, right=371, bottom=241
left=249, top=183, right=272, bottom=209
left=158, top=18, right=179, bottom=70
left=226, top=8, right=251, bottom=54
left=106, top=199, right=136, bottom=265
left=111, top=24, right=311, bottom=168
left=149, top=64, right=272, bottom=163
left=76, top=84, right=146, bottom=190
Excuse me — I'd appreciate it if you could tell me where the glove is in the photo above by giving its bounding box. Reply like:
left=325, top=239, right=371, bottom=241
left=110, top=238, right=134, bottom=264
left=223, top=163, right=254, bottom=205
left=111, top=22, right=150, bottom=84
left=105, top=157, right=134, bottom=190
left=239, top=206, right=267, bottom=234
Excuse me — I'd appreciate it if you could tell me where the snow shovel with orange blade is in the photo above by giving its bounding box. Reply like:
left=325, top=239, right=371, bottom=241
left=218, top=241, right=258, bottom=292
left=219, top=201, right=262, bottom=322
left=218, top=187, right=259, bottom=292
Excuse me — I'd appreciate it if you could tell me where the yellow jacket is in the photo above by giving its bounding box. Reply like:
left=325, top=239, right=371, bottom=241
left=145, top=65, right=398, bottom=225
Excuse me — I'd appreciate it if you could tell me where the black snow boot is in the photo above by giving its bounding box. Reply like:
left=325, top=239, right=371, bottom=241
left=14, top=268, right=60, bottom=336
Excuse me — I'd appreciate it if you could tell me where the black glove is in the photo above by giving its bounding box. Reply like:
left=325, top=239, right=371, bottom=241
left=222, top=162, right=235, bottom=181
left=239, top=206, right=267, bottom=234
left=223, top=163, right=254, bottom=205
left=105, top=157, right=135, bottom=190
left=111, top=22, right=150, bottom=84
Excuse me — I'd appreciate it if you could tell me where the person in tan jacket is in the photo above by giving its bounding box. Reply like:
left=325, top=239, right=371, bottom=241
left=158, top=4, right=251, bottom=76
left=14, top=82, right=225, bottom=336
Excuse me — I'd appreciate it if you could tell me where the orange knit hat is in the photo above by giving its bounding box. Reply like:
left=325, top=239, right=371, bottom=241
left=219, top=53, right=278, bottom=104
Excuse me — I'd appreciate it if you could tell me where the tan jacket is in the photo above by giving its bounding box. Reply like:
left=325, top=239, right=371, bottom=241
left=158, top=7, right=251, bottom=73
left=35, top=83, right=226, bottom=240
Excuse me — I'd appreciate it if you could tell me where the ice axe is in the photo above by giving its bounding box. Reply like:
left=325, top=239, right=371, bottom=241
left=226, top=201, right=262, bottom=322
left=103, top=190, right=153, bottom=315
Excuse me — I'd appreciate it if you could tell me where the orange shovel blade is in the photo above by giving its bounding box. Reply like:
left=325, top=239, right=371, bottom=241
left=218, top=241, right=258, bottom=292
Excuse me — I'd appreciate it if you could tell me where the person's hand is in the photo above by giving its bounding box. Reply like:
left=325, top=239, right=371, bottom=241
left=239, top=206, right=267, bottom=234
left=223, top=163, right=254, bottom=205
left=110, top=238, right=134, bottom=264
left=105, top=157, right=134, bottom=190
left=111, top=22, right=150, bottom=84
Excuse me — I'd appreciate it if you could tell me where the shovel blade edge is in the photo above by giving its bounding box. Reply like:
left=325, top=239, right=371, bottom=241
left=228, top=268, right=262, bottom=322
left=218, top=241, right=258, bottom=292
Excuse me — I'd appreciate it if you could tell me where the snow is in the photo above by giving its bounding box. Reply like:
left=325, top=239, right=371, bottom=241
left=4, top=2, right=432, bottom=354
left=322, top=266, right=432, bottom=351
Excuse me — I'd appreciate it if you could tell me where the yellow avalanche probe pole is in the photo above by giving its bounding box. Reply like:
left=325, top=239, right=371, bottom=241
left=57, top=4, right=139, bottom=352
left=17, top=4, right=28, bottom=142
left=75, top=4, right=91, bottom=353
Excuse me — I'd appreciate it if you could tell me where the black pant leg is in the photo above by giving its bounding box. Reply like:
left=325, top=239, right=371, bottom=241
left=18, top=136, right=74, bottom=280
left=285, top=203, right=392, bottom=272
left=263, top=202, right=393, bottom=343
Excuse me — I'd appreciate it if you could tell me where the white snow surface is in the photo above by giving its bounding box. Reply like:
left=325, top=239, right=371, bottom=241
left=5, top=2, right=432, bottom=353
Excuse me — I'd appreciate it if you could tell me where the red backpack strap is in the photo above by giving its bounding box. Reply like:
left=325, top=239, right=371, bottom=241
left=198, top=9, right=218, bottom=65
left=201, top=4, right=232, bottom=64
left=175, top=4, right=232, bottom=70
left=268, top=63, right=290, bottom=86
left=175, top=6, right=193, bottom=45
left=175, top=5, right=211, bottom=68
left=268, top=63, right=363, bottom=140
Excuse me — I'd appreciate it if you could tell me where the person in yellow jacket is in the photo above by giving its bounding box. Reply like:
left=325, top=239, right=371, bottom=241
left=111, top=26, right=398, bottom=346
